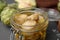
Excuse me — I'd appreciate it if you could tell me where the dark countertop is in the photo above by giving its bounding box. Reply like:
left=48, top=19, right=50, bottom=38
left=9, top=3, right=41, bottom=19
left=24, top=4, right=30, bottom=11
left=0, top=21, right=11, bottom=40
left=46, top=21, right=58, bottom=40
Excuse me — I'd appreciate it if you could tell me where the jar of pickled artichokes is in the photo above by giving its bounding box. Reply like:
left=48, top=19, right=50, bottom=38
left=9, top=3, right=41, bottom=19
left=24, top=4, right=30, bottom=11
left=10, top=8, right=49, bottom=40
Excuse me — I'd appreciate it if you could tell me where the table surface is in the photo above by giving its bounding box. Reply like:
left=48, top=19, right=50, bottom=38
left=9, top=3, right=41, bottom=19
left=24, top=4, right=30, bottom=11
left=0, top=21, right=58, bottom=40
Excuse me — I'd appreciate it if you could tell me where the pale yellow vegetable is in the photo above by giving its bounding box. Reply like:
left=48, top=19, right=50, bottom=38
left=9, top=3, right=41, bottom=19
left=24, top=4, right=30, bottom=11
left=1, top=6, right=17, bottom=25
left=14, top=14, right=28, bottom=24
left=15, top=0, right=36, bottom=9
left=22, top=20, right=36, bottom=30
left=27, top=13, right=39, bottom=20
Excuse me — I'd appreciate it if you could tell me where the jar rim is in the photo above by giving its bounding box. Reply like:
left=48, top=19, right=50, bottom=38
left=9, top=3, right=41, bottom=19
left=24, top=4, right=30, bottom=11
left=10, top=8, right=48, bottom=32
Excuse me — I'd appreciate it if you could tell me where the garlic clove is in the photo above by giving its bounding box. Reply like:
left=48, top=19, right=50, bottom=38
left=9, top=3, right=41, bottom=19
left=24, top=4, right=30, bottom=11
left=22, top=20, right=36, bottom=30
left=14, top=14, right=28, bottom=24
left=27, top=13, right=39, bottom=20
left=22, top=20, right=36, bottom=26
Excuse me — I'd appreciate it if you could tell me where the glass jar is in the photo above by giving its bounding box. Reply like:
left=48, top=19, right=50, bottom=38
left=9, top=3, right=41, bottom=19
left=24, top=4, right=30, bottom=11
left=48, top=9, right=60, bottom=21
left=10, top=8, right=49, bottom=40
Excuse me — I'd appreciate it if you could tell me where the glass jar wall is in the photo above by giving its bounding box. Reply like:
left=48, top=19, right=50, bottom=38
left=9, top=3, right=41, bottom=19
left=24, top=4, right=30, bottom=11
left=10, top=8, right=49, bottom=40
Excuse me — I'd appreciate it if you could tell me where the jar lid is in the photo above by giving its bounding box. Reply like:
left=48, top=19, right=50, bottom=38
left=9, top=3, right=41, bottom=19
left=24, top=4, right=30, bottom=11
left=48, top=9, right=60, bottom=21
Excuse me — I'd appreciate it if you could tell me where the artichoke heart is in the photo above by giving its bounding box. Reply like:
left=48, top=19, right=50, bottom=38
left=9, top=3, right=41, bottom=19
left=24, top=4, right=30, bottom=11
left=15, top=0, right=36, bottom=10
left=0, top=0, right=7, bottom=12
left=1, top=6, right=17, bottom=25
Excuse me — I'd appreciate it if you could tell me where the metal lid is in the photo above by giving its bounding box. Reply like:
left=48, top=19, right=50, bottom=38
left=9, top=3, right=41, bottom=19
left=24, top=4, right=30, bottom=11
left=48, top=9, right=60, bottom=21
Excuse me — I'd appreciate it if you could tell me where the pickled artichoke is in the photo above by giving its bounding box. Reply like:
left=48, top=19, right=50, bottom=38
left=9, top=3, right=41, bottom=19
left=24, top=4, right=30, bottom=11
left=8, top=3, right=18, bottom=9
left=1, top=6, right=17, bottom=25
left=0, top=0, right=7, bottom=12
left=27, top=13, right=39, bottom=20
left=22, top=20, right=36, bottom=30
left=0, top=0, right=7, bottom=18
left=14, top=14, right=28, bottom=24
left=14, top=0, right=36, bottom=10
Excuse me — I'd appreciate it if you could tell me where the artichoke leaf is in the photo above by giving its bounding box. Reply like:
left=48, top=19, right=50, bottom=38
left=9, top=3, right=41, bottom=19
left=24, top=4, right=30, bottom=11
left=1, top=6, right=17, bottom=25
